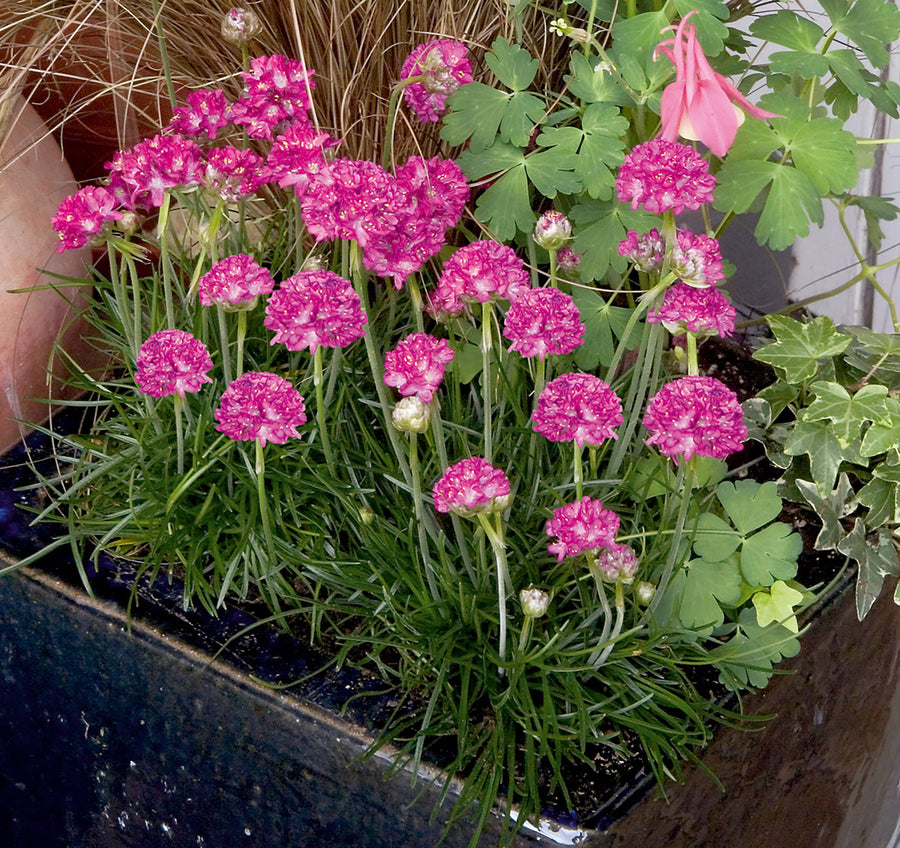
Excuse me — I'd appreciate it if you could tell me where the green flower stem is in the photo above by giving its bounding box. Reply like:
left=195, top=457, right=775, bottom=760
left=313, top=346, right=335, bottom=473
left=173, top=393, right=186, bottom=476
left=548, top=250, right=559, bottom=288
left=649, top=462, right=693, bottom=618
left=216, top=305, right=233, bottom=386
left=151, top=0, right=178, bottom=112
left=588, top=562, right=626, bottom=667
left=188, top=199, right=226, bottom=299
left=381, top=75, right=424, bottom=170
left=409, top=431, right=441, bottom=604
left=124, top=254, right=143, bottom=354
left=481, top=300, right=495, bottom=465
left=573, top=440, right=584, bottom=500
left=407, top=273, right=426, bottom=333
left=686, top=331, right=699, bottom=376
left=533, top=356, right=546, bottom=410
left=255, top=439, right=276, bottom=557
left=235, top=310, right=248, bottom=378
left=477, top=510, right=510, bottom=675
left=157, top=193, right=176, bottom=329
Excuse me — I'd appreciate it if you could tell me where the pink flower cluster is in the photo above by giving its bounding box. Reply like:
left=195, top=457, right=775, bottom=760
left=107, top=135, right=205, bottom=209
left=214, top=371, right=307, bottom=446
left=616, top=139, right=715, bottom=216
left=545, top=496, right=621, bottom=562
left=503, top=288, right=585, bottom=360
left=267, top=122, right=340, bottom=197
left=429, top=241, right=531, bottom=318
left=229, top=54, right=315, bottom=140
left=643, top=375, right=747, bottom=464
left=433, top=457, right=511, bottom=517
left=532, top=374, right=623, bottom=447
left=205, top=145, right=269, bottom=201
left=618, top=228, right=724, bottom=288
left=264, top=270, right=367, bottom=354
left=400, top=40, right=473, bottom=122
left=135, top=329, right=213, bottom=399
left=648, top=282, right=736, bottom=337
left=198, top=254, right=275, bottom=308
left=166, top=89, right=231, bottom=139
left=383, top=333, right=455, bottom=403
left=52, top=186, right=123, bottom=253
left=597, top=542, right=639, bottom=582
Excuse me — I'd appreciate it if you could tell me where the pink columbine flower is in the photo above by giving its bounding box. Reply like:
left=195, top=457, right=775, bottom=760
left=596, top=542, right=639, bottom=582
left=205, top=146, right=269, bottom=201
left=383, top=333, right=455, bottom=403
left=198, top=254, right=275, bottom=309
left=214, top=371, right=307, bottom=446
left=616, top=139, right=716, bottom=216
left=533, top=210, right=572, bottom=252
left=400, top=40, right=473, bottom=122
left=106, top=135, right=205, bottom=209
left=135, top=329, right=214, bottom=399
left=166, top=89, right=231, bottom=139
left=643, top=375, right=747, bottom=464
left=52, top=186, right=124, bottom=252
left=230, top=54, right=315, bottom=140
left=503, top=288, right=585, bottom=361
left=655, top=10, right=780, bottom=158
left=267, top=122, right=341, bottom=198
left=532, top=373, right=623, bottom=447
left=431, top=241, right=531, bottom=317
left=545, top=496, right=621, bottom=563
left=264, top=269, right=367, bottom=354
left=433, top=457, right=511, bottom=517
left=648, top=282, right=736, bottom=337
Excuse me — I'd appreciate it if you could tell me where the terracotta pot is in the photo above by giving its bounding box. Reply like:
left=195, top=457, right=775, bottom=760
left=0, top=98, right=104, bottom=453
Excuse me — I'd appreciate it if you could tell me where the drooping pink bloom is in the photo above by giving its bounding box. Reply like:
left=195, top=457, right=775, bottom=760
left=52, top=186, right=124, bottom=252
left=264, top=269, right=367, bottom=354
left=532, top=373, right=623, bottom=447
left=267, top=122, right=340, bottom=197
left=655, top=10, right=780, bottom=158
left=198, top=254, right=275, bottom=309
left=214, top=371, right=307, bottom=446
left=533, top=210, right=572, bottom=251
left=648, top=281, right=736, bottom=337
left=400, top=40, right=473, bottom=122
left=616, top=139, right=715, bottom=216
left=205, top=146, right=269, bottom=201
left=618, top=229, right=665, bottom=273
left=230, top=54, right=315, bottom=140
left=166, top=89, right=231, bottom=139
left=433, top=457, right=511, bottom=517
left=556, top=246, right=583, bottom=274
left=643, top=375, right=747, bottom=464
left=383, top=333, right=455, bottom=403
left=431, top=241, right=531, bottom=317
left=545, top=496, right=621, bottom=562
left=135, top=329, right=213, bottom=399
left=106, top=135, right=205, bottom=209
left=618, top=228, right=724, bottom=287
left=503, top=288, right=585, bottom=360
left=596, top=542, right=639, bottom=582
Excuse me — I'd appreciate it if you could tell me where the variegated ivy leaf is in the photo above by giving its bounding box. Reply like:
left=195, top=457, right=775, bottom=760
left=795, top=473, right=857, bottom=551
left=802, top=380, right=889, bottom=447
left=837, top=517, right=899, bottom=620
left=783, top=419, right=866, bottom=495
left=753, top=315, right=851, bottom=384
left=860, top=396, right=900, bottom=457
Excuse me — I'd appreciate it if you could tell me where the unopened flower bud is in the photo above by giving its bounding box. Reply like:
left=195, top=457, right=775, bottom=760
left=391, top=396, right=431, bottom=433
left=597, top=542, right=639, bottom=583
left=117, top=210, right=142, bottom=237
left=359, top=505, right=375, bottom=525
left=556, top=246, right=583, bottom=274
left=221, top=7, right=262, bottom=45
left=534, top=210, right=572, bottom=252
left=635, top=581, right=655, bottom=605
left=520, top=586, right=551, bottom=618
left=300, top=253, right=329, bottom=272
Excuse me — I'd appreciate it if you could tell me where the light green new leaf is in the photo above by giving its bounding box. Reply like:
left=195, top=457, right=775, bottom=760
left=571, top=287, right=632, bottom=371
left=802, top=381, right=889, bottom=447
left=692, top=512, right=742, bottom=562
left=484, top=37, right=539, bottom=90
left=753, top=580, right=804, bottom=633
left=716, top=479, right=782, bottom=536
left=754, top=315, right=851, bottom=383
left=820, top=0, right=900, bottom=68
left=741, top=522, right=802, bottom=586
left=678, top=557, right=744, bottom=631
left=838, top=518, right=900, bottom=620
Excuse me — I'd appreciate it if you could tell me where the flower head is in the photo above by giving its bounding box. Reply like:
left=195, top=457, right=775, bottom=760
left=503, top=288, right=585, bottom=360
left=520, top=586, right=551, bottom=618
left=648, top=282, right=736, bottom=337
left=198, top=254, right=275, bottom=309
left=214, top=371, right=307, bottom=445
left=267, top=122, right=340, bottom=197
left=264, top=270, right=367, bottom=354
left=383, top=333, right=455, bottom=403
left=433, top=457, right=511, bottom=517
left=431, top=241, right=531, bottom=316
left=618, top=229, right=665, bottom=273
left=400, top=40, right=473, bottom=122
left=556, top=246, right=583, bottom=275
left=135, top=329, right=213, bottom=399
left=221, top=7, right=262, bottom=45
left=616, top=139, right=715, bottom=216
left=596, top=542, right=639, bottom=582
left=166, top=89, right=231, bottom=139
left=205, top=146, right=269, bottom=201
left=230, top=54, right=315, bottom=139
left=532, top=373, right=623, bottom=447
left=106, top=135, right=205, bottom=209
left=643, top=375, right=747, bottom=464
left=52, top=186, right=124, bottom=252
left=391, top=396, right=431, bottom=433
left=545, top=496, right=620, bottom=562
left=655, top=10, right=780, bottom=157
left=533, top=210, right=572, bottom=251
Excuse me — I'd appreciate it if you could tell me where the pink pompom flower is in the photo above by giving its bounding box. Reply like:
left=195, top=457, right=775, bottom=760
left=264, top=270, right=367, bottom=354
left=383, top=333, right=455, bottom=403
left=135, top=329, right=214, bottom=399
left=532, top=373, right=623, bottom=447
left=198, top=254, right=275, bottom=309
left=400, top=39, right=473, bottom=122
left=648, top=282, right=736, bottom=337
left=596, top=542, right=640, bottom=582
left=267, top=122, right=341, bottom=198
left=52, top=186, right=124, bottom=253
left=545, top=496, right=621, bottom=562
left=556, top=246, right=583, bottom=274
left=433, top=457, right=511, bottom=517
left=643, top=375, right=747, bottom=464
left=205, top=146, right=269, bottom=201
left=229, top=54, right=315, bottom=140
left=214, top=371, right=307, bottom=446
left=616, top=139, right=716, bottom=216
left=618, top=228, right=724, bottom=287
left=166, top=89, right=231, bottom=139
left=106, top=135, right=205, bottom=209
left=503, top=287, right=585, bottom=361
